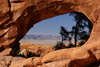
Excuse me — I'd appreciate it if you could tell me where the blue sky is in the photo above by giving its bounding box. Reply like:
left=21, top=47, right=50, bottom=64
left=27, top=13, right=75, bottom=36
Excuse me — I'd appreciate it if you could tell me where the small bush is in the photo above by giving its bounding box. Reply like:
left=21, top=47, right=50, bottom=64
left=27, top=52, right=36, bottom=58
left=12, top=48, right=36, bottom=58
left=12, top=48, right=20, bottom=56
left=68, top=43, right=74, bottom=48
left=77, top=41, right=86, bottom=47
left=55, top=41, right=65, bottom=50
left=47, top=51, right=49, bottom=53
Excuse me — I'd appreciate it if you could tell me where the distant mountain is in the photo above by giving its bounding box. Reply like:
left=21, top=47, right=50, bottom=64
left=22, top=34, right=61, bottom=40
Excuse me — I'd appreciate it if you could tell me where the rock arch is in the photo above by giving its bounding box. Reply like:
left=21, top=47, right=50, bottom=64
left=0, top=0, right=100, bottom=49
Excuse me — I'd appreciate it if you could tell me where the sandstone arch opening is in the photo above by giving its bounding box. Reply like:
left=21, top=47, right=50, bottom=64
left=0, top=0, right=99, bottom=51
left=20, top=13, right=75, bottom=46
left=20, top=12, right=93, bottom=47
left=1, top=0, right=97, bottom=49
left=12, top=11, right=93, bottom=59
left=1, top=0, right=100, bottom=66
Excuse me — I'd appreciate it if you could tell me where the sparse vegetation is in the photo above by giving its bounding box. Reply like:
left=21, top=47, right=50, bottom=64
left=76, top=40, right=86, bottom=47
left=12, top=48, right=20, bottom=56
left=57, top=12, right=93, bottom=48
left=12, top=47, right=39, bottom=58
left=60, top=26, right=71, bottom=43
left=47, top=51, right=49, bottom=53
left=55, top=41, right=65, bottom=50
left=69, top=12, right=93, bottom=47
left=68, top=43, right=74, bottom=48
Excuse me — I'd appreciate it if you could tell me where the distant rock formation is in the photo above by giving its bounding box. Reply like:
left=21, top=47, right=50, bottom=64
left=22, top=34, right=61, bottom=40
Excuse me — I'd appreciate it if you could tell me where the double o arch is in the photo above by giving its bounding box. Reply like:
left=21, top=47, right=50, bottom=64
left=0, top=0, right=100, bottom=49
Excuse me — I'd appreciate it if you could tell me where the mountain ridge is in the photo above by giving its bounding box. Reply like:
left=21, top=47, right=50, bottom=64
left=22, top=34, right=61, bottom=40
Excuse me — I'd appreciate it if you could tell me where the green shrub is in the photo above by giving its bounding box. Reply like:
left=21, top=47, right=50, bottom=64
left=47, top=51, right=49, bottom=53
left=55, top=41, right=65, bottom=50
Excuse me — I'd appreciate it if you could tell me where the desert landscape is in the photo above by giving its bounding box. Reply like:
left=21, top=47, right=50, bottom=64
left=0, top=0, right=100, bottom=67
left=0, top=42, right=72, bottom=67
left=20, top=34, right=74, bottom=46
left=20, top=34, right=62, bottom=46
left=20, top=39, right=60, bottom=46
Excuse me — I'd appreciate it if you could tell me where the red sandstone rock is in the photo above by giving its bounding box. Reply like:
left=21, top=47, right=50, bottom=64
left=20, top=42, right=33, bottom=50
left=0, top=56, right=11, bottom=67
left=19, top=42, right=55, bottom=57
left=5, top=56, right=13, bottom=66
left=41, top=45, right=100, bottom=67
left=9, top=57, right=25, bottom=67
left=0, top=48, right=12, bottom=56
left=0, top=0, right=99, bottom=50
left=22, top=58, right=34, bottom=67
left=0, top=55, right=26, bottom=67
left=28, top=44, right=55, bottom=57
left=22, top=57, right=42, bottom=67
left=0, top=0, right=100, bottom=67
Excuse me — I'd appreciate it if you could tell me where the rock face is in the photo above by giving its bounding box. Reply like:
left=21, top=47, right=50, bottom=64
left=0, top=45, right=100, bottom=67
left=0, top=43, right=100, bottom=67
left=0, top=0, right=100, bottom=67
left=0, top=55, right=25, bottom=67
left=20, top=42, right=55, bottom=57
left=22, top=57, right=42, bottom=67
left=0, top=48, right=12, bottom=56
left=0, top=0, right=100, bottom=49
left=42, top=45, right=99, bottom=67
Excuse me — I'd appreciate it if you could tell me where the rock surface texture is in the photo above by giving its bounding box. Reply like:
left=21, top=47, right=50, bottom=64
left=0, top=46, right=100, bottom=67
left=20, top=43, right=55, bottom=57
left=0, top=0, right=98, bottom=48
left=0, top=0, right=100, bottom=67
left=0, top=55, right=25, bottom=67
